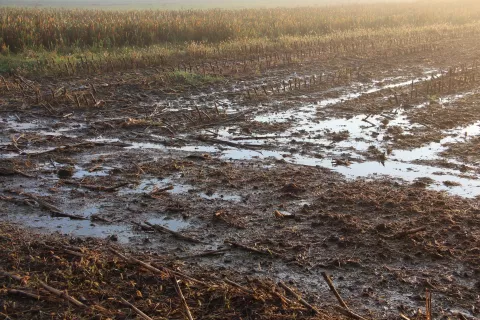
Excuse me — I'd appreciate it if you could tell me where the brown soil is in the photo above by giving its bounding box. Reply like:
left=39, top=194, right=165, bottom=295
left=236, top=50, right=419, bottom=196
left=0, top=223, right=345, bottom=320
left=441, top=137, right=480, bottom=165
left=1, top=30, right=480, bottom=320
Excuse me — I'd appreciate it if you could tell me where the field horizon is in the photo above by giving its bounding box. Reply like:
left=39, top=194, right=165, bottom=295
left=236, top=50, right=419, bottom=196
left=1, top=0, right=416, bottom=10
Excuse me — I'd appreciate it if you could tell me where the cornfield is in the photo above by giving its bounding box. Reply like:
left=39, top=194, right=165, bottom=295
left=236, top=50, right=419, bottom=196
left=2, top=0, right=480, bottom=53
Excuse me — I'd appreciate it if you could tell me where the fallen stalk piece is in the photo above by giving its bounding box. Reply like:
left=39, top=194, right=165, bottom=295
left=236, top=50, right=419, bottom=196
left=321, top=272, right=349, bottom=309
left=321, top=272, right=369, bottom=320
left=37, top=280, right=86, bottom=308
left=119, top=297, right=154, bottom=320
left=278, top=281, right=321, bottom=315
left=225, top=240, right=281, bottom=258
left=196, top=136, right=264, bottom=150
left=2, top=270, right=100, bottom=312
left=0, top=167, right=35, bottom=178
left=110, top=248, right=207, bottom=286
left=144, top=221, right=204, bottom=244
left=179, top=248, right=230, bottom=259
left=224, top=278, right=254, bottom=294
left=0, top=270, right=24, bottom=282
left=62, top=180, right=129, bottom=192
left=6, top=190, right=87, bottom=220
left=171, top=274, right=194, bottom=320
left=7, top=289, right=42, bottom=300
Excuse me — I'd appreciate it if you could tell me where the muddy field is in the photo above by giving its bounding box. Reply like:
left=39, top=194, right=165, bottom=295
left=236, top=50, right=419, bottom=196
left=1, top=34, right=480, bottom=319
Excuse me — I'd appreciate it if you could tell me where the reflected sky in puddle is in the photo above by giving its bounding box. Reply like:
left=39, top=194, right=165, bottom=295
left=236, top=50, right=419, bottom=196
left=339, top=161, right=479, bottom=197
left=72, top=165, right=111, bottom=179
left=79, top=206, right=100, bottom=217
left=6, top=69, right=480, bottom=247
left=175, top=145, right=220, bottom=153
left=119, top=177, right=242, bottom=201
left=146, top=216, right=190, bottom=231
left=127, top=142, right=166, bottom=150
left=200, top=193, right=242, bottom=202
left=237, top=109, right=419, bottom=155
left=2, top=117, right=85, bottom=136
left=221, top=147, right=480, bottom=197
left=0, top=152, right=20, bottom=159
left=118, top=74, right=480, bottom=197
left=253, top=72, right=440, bottom=124
left=7, top=214, right=133, bottom=243
left=91, top=71, right=480, bottom=197
left=5, top=121, right=40, bottom=130
left=119, top=177, right=191, bottom=195
left=392, top=121, right=480, bottom=162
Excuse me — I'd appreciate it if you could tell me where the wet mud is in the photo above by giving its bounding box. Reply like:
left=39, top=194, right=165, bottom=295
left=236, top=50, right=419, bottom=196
left=1, top=39, right=480, bottom=319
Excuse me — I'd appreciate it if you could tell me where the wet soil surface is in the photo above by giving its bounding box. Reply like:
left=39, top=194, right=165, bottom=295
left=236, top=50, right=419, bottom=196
left=0, top=223, right=347, bottom=320
left=1, top=39, right=480, bottom=319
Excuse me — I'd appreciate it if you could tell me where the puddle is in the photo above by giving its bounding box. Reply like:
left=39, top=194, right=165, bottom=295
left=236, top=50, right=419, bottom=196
left=80, top=206, right=100, bottom=217
left=219, top=75, right=480, bottom=197
left=253, top=75, right=436, bottom=124
left=87, top=137, right=121, bottom=143
left=2, top=117, right=85, bottom=137
left=120, top=177, right=242, bottom=201
left=216, top=145, right=480, bottom=197
left=119, top=177, right=192, bottom=195
left=2, top=119, right=41, bottom=130
left=0, top=147, right=65, bottom=158
left=175, top=145, right=222, bottom=153
left=393, top=121, right=480, bottom=162
left=336, top=160, right=480, bottom=197
left=200, top=192, right=242, bottom=202
left=274, top=152, right=478, bottom=196
left=146, top=216, right=190, bottom=231
left=86, top=72, right=480, bottom=198
left=242, top=92, right=477, bottom=160
left=6, top=213, right=133, bottom=243
left=119, top=74, right=480, bottom=197
left=0, top=152, right=21, bottom=159
left=126, top=142, right=167, bottom=151
left=72, top=165, right=111, bottom=179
